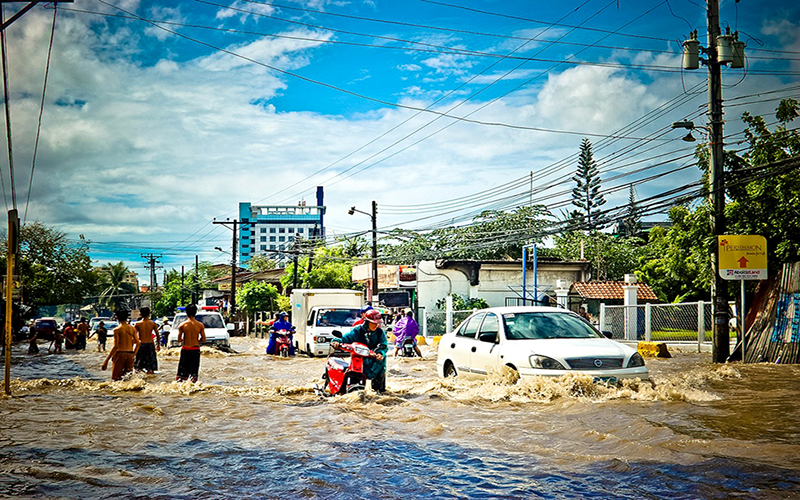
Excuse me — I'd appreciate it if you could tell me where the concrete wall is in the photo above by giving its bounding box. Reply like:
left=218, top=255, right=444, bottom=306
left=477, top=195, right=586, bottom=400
left=416, top=260, right=590, bottom=312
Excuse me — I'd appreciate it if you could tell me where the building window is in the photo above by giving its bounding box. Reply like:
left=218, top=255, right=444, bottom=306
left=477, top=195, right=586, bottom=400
left=279, top=244, right=285, bottom=250
left=270, top=245, right=276, bottom=250
left=279, top=228, right=285, bottom=233
left=279, top=236, right=285, bottom=242
left=270, top=228, right=276, bottom=233
left=261, top=245, right=266, bottom=250
left=297, top=228, right=304, bottom=234
left=242, top=252, right=250, bottom=257
left=269, top=236, right=276, bottom=242
left=260, top=236, right=266, bottom=242
left=288, top=236, right=294, bottom=242
left=260, top=228, right=266, bottom=233
left=288, top=228, right=294, bottom=233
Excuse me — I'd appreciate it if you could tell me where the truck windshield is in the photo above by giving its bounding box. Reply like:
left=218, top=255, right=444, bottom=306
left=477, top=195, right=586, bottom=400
left=316, top=308, right=360, bottom=327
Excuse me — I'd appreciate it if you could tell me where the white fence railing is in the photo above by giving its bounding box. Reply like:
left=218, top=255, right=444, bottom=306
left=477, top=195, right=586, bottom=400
left=599, top=301, right=714, bottom=349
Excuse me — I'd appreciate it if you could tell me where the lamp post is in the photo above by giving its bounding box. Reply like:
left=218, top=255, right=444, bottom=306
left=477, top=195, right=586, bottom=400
left=349, top=202, right=378, bottom=300
left=215, top=246, right=236, bottom=318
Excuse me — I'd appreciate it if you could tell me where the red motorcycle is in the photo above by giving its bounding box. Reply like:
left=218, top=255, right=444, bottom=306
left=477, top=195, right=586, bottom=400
left=317, top=332, right=377, bottom=395
left=271, top=330, right=293, bottom=357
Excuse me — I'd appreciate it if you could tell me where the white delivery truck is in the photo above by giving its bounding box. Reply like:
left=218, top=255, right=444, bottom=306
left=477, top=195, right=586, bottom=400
left=291, top=288, right=364, bottom=356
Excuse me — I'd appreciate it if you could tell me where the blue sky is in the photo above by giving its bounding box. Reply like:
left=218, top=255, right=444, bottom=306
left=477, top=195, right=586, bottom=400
left=1, top=0, right=798, bottom=284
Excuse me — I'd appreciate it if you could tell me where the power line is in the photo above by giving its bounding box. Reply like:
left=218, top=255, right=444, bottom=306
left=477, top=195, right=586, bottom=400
left=24, top=4, right=58, bottom=225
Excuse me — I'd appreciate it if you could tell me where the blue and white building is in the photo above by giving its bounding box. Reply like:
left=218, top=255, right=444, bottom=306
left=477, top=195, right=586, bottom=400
left=238, top=187, right=325, bottom=266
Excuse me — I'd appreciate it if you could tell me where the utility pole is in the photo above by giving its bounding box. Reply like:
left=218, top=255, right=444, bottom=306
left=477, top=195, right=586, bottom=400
left=707, top=0, right=730, bottom=363
left=194, top=255, right=199, bottom=306
left=676, top=0, right=743, bottom=362
left=213, top=218, right=244, bottom=319
left=371, top=201, right=378, bottom=300
left=141, top=253, right=163, bottom=291
left=180, top=265, right=185, bottom=305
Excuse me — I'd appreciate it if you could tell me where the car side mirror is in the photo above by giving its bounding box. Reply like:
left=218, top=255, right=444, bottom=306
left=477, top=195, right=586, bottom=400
left=479, top=332, right=497, bottom=343
left=307, top=317, right=314, bottom=326
left=602, top=331, right=612, bottom=339
left=331, top=330, right=343, bottom=338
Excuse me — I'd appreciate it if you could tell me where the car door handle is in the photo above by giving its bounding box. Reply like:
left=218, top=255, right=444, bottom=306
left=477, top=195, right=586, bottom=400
left=471, top=346, right=476, bottom=352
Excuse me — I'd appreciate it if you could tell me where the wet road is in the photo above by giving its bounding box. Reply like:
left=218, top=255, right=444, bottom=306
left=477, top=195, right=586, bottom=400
left=1, top=337, right=798, bottom=499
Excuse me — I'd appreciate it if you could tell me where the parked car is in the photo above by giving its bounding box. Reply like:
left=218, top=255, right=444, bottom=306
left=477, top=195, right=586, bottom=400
left=91, top=321, right=118, bottom=337
left=89, top=316, right=111, bottom=330
left=436, top=306, right=649, bottom=382
left=167, top=312, right=232, bottom=349
left=31, top=317, right=61, bottom=341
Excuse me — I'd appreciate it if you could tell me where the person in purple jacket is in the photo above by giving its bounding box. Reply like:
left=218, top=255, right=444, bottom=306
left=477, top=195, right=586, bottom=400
left=392, top=309, right=422, bottom=357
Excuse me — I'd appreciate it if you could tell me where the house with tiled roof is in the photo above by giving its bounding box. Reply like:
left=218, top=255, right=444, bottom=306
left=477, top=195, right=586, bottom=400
left=570, top=280, right=659, bottom=317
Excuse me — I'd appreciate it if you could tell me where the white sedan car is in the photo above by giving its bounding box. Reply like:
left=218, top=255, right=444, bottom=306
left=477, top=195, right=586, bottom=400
left=437, top=306, right=648, bottom=381
left=167, top=312, right=232, bottom=349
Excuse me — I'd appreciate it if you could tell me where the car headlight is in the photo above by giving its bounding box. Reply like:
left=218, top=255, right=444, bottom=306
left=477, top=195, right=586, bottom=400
left=626, top=352, right=645, bottom=368
left=529, top=354, right=566, bottom=370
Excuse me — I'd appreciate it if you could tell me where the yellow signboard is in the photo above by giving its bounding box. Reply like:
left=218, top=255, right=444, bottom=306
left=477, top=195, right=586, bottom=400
left=718, top=235, right=767, bottom=280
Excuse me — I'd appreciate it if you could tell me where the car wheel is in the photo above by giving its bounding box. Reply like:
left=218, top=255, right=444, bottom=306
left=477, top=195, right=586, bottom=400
left=444, top=361, right=457, bottom=377
left=306, top=344, right=315, bottom=358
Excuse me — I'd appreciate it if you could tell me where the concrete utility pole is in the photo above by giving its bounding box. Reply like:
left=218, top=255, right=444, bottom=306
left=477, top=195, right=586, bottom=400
left=707, top=0, right=730, bottom=363
left=1, top=1, right=73, bottom=396
left=348, top=202, right=379, bottom=300
left=213, top=218, right=244, bottom=319
left=141, top=253, right=163, bottom=291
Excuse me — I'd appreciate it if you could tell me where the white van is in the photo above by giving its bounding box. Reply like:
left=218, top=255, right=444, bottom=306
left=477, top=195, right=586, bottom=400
left=291, top=289, right=364, bottom=356
left=167, top=311, right=233, bottom=349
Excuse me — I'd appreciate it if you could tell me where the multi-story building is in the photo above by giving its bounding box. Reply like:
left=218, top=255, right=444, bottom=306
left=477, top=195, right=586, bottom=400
left=238, top=187, right=325, bottom=266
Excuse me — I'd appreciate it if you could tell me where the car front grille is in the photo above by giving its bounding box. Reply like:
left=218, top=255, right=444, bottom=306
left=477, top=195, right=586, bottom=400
left=565, top=357, right=624, bottom=369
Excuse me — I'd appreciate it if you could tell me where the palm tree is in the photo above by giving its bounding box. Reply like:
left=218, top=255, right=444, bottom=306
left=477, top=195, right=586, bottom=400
left=100, top=262, right=133, bottom=309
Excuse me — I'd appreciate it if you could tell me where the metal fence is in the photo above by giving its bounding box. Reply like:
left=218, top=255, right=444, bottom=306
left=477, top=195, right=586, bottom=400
left=599, top=301, right=714, bottom=348
left=421, top=309, right=474, bottom=337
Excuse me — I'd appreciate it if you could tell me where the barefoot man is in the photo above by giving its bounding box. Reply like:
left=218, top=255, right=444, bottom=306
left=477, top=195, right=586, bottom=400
left=134, top=307, right=160, bottom=374
left=176, top=304, right=206, bottom=383
left=102, top=309, right=140, bottom=381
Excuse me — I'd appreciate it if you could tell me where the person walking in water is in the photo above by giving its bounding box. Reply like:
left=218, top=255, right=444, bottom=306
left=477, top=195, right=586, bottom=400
left=76, top=318, right=90, bottom=350
left=134, top=307, right=160, bottom=374
left=102, top=309, right=140, bottom=381
left=176, top=304, right=206, bottom=383
left=95, top=321, right=108, bottom=352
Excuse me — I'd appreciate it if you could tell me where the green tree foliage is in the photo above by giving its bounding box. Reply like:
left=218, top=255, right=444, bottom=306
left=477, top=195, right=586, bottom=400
left=381, top=205, right=552, bottom=263
left=3, top=222, right=101, bottom=311
left=547, top=230, right=646, bottom=282
left=151, top=270, right=188, bottom=318
left=99, top=261, right=136, bottom=308
left=247, top=254, right=277, bottom=272
left=281, top=245, right=362, bottom=291
left=637, top=205, right=713, bottom=302
left=725, top=98, right=800, bottom=267
left=236, top=281, right=279, bottom=314
left=571, top=138, right=606, bottom=230
left=619, top=184, right=642, bottom=238
left=435, top=293, right=489, bottom=310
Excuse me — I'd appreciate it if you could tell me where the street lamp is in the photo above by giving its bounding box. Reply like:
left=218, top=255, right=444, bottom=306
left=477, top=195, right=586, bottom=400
left=671, top=120, right=710, bottom=143
left=349, top=202, right=378, bottom=300
left=215, top=246, right=236, bottom=318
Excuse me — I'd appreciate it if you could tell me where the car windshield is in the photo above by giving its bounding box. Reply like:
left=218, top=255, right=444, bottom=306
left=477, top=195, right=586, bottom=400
left=94, top=321, right=118, bottom=330
left=503, top=312, right=602, bottom=340
left=316, top=308, right=361, bottom=327
left=172, top=314, right=224, bottom=329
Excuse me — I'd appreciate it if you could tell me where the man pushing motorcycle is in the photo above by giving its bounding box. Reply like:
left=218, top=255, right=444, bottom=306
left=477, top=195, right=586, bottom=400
left=330, top=309, right=387, bottom=393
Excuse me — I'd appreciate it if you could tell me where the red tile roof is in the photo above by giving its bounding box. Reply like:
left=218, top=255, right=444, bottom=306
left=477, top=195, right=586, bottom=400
left=571, top=281, right=658, bottom=301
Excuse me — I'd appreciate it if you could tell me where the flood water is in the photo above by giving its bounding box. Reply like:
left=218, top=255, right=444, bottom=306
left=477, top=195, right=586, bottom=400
left=1, top=336, right=799, bottom=499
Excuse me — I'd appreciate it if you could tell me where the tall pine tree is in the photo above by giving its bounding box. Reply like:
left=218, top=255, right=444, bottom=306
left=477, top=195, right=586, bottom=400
left=620, top=184, right=642, bottom=237
left=571, top=138, right=606, bottom=230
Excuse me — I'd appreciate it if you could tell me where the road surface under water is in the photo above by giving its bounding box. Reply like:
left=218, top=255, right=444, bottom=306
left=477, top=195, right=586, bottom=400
left=1, top=336, right=798, bottom=499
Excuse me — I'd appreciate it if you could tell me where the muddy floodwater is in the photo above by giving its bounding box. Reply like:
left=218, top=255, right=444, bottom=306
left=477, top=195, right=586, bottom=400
left=1, top=337, right=799, bottom=499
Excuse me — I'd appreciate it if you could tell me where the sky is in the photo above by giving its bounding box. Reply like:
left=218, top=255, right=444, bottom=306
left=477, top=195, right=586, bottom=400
left=0, top=0, right=798, bottom=285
